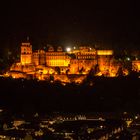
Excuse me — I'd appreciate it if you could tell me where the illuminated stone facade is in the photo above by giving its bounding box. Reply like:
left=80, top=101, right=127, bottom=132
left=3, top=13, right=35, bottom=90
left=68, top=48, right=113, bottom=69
left=69, top=47, right=97, bottom=74
left=21, top=42, right=32, bottom=65
left=9, top=41, right=129, bottom=80
left=132, top=60, right=140, bottom=72
left=32, top=50, right=46, bottom=66
left=46, top=46, right=70, bottom=67
left=97, top=50, right=114, bottom=76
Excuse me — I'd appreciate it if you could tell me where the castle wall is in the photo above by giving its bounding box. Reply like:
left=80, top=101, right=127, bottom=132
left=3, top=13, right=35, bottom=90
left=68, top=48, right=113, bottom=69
left=32, top=52, right=39, bottom=66
left=46, top=52, right=70, bottom=67
left=132, top=60, right=140, bottom=71
left=9, top=42, right=125, bottom=79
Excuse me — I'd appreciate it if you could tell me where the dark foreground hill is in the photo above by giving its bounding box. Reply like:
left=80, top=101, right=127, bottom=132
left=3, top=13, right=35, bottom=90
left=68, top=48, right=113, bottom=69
left=0, top=76, right=139, bottom=114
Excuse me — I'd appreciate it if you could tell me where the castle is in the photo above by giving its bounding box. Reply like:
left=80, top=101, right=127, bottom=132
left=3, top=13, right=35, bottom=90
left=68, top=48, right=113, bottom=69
left=5, top=41, right=140, bottom=81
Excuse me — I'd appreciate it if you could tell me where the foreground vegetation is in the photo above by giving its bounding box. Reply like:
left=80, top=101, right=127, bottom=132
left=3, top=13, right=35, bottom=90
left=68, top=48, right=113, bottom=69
left=0, top=75, right=139, bottom=114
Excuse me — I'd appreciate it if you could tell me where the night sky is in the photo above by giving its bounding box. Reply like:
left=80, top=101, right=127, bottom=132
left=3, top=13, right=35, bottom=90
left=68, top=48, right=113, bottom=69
left=0, top=0, right=140, bottom=49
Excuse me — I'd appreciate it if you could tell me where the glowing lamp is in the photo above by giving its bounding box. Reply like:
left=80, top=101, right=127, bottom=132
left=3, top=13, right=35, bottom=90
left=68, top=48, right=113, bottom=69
left=66, top=47, right=71, bottom=52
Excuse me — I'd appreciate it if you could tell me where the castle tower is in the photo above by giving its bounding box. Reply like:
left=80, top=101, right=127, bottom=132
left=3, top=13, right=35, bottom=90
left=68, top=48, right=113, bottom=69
left=20, top=42, right=32, bottom=65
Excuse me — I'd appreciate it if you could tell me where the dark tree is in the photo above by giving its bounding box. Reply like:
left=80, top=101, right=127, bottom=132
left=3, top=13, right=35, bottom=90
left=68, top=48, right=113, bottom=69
left=55, top=67, right=61, bottom=74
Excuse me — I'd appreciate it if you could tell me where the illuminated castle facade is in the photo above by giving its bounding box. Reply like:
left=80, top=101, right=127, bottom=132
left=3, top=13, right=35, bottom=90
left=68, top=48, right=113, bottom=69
left=8, top=41, right=140, bottom=80
left=21, top=43, right=32, bottom=65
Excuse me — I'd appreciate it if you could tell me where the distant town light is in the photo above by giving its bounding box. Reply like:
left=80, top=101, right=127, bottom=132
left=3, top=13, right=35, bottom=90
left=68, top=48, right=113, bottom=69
left=126, top=57, right=130, bottom=61
left=135, top=116, right=138, bottom=119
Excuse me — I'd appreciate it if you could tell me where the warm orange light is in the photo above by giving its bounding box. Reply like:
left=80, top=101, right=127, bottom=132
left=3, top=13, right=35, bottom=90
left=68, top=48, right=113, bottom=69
left=132, top=60, right=140, bottom=71
left=7, top=42, right=134, bottom=81
left=97, top=50, right=113, bottom=55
